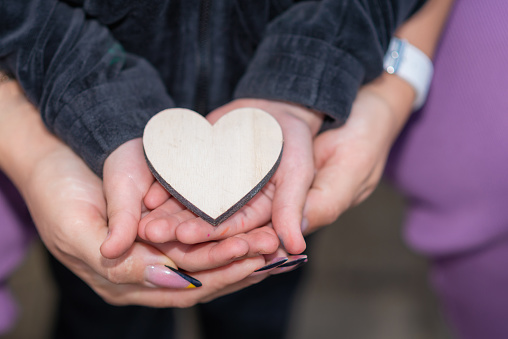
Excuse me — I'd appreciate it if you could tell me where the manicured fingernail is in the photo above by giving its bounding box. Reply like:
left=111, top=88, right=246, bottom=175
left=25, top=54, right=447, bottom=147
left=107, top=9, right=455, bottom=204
left=300, top=218, right=309, bottom=233
left=270, top=255, right=308, bottom=275
left=254, top=257, right=288, bottom=273
left=279, top=255, right=308, bottom=268
left=144, top=265, right=202, bottom=289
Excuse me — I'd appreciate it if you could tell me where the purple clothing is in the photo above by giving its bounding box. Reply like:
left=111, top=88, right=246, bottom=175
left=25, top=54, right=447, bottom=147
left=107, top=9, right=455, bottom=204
left=388, top=1, right=508, bottom=338
left=0, top=172, right=34, bottom=334
left=388, top=0, right=508, bottom=256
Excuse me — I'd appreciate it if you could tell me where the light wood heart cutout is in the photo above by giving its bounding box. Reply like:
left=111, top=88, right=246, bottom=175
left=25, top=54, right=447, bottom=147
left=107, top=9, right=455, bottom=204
left=143, top=108, right=284, bottom=225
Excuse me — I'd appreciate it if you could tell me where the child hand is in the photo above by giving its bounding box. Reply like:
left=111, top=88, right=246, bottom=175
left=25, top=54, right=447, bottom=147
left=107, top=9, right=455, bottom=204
left=100, top=137, right=155, bottom=259
left=140, top=98, right=323, bottom=254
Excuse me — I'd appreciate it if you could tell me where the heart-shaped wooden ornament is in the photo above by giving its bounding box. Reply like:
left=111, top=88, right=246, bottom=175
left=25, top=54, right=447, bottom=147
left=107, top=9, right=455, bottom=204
left=143, top=107, right=283, bottom=225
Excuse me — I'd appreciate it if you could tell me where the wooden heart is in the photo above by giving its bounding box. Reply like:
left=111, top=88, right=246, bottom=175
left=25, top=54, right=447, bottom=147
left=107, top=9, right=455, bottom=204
left=143, top=108, right=283, bottom=225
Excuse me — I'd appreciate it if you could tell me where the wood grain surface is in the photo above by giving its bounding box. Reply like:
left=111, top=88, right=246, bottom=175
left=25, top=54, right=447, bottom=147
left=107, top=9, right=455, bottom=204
left=143, top=108, right=283, bottom=225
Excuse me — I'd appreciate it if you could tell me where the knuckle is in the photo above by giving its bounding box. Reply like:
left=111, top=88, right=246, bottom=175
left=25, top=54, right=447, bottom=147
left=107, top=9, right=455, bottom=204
left=105, top=263, right=128, bottom=285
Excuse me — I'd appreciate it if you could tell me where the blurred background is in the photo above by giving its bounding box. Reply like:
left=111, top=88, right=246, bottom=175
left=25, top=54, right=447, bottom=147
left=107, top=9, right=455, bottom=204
left=4, top=180, right=452, bottom=339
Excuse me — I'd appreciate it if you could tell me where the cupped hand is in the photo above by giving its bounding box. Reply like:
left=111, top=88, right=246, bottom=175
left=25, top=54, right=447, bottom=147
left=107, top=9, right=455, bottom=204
left=0, top=81, right=276, bottom=307
left=303, top=79, right=413, bottom=233
left=141, top=98, right=323, bottom=254
left=99, top=137, right=155, bottom=259
left=27, top=143, right=278, bottom=306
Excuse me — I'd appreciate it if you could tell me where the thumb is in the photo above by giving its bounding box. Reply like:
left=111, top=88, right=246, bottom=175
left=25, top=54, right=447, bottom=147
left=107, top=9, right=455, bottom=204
left=100, top=139, right=152, bottom=259
left=100, top=175, right=144, bottom=259
left=101, top=243, right=201, bottom=289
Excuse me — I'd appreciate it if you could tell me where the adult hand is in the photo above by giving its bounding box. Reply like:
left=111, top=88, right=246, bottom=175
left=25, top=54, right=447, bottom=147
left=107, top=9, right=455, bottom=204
left=0, top=80, right=277, bottom=307
left=303, top=77, right=414, bottom=233
left=141, top=98, right=323, bottom=254
left=25, top=135, right=280, bottom=305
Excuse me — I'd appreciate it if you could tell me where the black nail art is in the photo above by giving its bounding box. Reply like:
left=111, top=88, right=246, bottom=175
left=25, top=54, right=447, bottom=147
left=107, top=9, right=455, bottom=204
left=254, top=258, right=288, bottom=272
left=165, top=265, right=202, bottom=288
left=279, top=257, right=307, bottom=268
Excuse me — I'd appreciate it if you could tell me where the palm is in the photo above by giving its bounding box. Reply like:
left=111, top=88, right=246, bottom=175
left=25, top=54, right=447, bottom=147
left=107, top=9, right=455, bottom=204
left=140, top=98, right=319, bottom=254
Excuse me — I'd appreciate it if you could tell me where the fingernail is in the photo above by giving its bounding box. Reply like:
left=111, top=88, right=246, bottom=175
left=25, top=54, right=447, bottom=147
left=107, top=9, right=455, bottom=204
left=253, top=257, right=288, bottom=273
left=144, top=265, right=202, bottom=289
left=279, top=255, right=308, bottom=268
left=271, top=255, right=308, bottom=274
left=300, top=218, right=309, bottom=233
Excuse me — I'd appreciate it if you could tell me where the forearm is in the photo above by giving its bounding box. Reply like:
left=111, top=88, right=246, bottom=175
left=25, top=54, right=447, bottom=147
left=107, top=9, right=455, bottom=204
left=364, top=0, right=455, bottom=131
left=234, top=0, right=427, bottom=128
left=0, top=80, right=61, bottom=196
left=1, top=0, right=173, bottom=177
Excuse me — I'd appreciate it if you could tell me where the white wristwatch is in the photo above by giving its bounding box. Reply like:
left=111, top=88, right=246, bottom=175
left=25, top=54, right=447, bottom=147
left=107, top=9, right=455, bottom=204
left=383, top=37, right=434, bottom=111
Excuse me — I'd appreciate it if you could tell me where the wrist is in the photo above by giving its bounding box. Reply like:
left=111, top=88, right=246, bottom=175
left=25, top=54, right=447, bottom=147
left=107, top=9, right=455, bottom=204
left=361, top=74, right=415, bottom=137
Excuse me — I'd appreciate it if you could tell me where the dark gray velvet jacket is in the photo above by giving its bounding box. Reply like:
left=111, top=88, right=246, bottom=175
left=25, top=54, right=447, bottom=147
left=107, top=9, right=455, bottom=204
left=0, top=0, right=425, bottom=176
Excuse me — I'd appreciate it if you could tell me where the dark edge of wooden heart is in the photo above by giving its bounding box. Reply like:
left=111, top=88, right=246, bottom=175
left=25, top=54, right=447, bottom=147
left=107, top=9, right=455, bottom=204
left=144, top=145, right=283, bottom=226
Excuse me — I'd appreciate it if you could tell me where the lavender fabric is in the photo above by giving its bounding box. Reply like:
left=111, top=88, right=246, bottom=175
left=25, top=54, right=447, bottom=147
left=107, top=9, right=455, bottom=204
left=0, top=172, right=34, bottom=334
left=387, top=1, right=508, bottom=337
left=388, top=0, right=508, bottom=257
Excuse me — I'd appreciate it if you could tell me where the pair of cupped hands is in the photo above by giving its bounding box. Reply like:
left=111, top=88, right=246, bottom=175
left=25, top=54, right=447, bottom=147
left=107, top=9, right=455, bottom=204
left=0, top=78, right=405, bottom=308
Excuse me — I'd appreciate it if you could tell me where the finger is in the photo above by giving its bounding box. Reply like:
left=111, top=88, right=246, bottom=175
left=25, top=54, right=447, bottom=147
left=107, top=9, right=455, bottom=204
left=196, top=257, right=268, bottom=304
left=99, top=242, right=179, bottom=286
left=174, top=188, right=273, bottom=244
left=100, top=256, right=267, bottom=308
left=304, top=126, right=385, bottom=232
left=100, top=139, right=153, bottom=259
left=148, top=225, right=278, bottom=273
left=305, top=151, right=358, bottom=229
left=152, top=237, right=250, bottom=272
left=232, top=225, right=280, bottom=256
left=100, top=175, right=145, bottom=259
left=68, top=220, right=191, bottom=290
left=144, top=181, right=171, bottom=210
left=270, top=254, right=308, bottom=275
left=271, top=131, right=314, bottom=254
left=139, top=199, right=192, bottom=242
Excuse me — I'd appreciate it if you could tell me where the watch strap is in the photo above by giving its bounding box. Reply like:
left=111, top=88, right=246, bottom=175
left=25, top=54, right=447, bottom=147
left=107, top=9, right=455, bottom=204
left=383, top=37, right=434, bottom=111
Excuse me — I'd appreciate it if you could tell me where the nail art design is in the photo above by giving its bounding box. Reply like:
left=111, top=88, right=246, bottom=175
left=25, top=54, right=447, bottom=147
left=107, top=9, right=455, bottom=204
left=165, top=266, right=202, bottom=288
left=279, top=255, right=308, bottom=268
left=254, top=257, right=288, bottom=272
left=144, top=265, right=202, bottom=289
left=270, top=255, right=308, bottom=275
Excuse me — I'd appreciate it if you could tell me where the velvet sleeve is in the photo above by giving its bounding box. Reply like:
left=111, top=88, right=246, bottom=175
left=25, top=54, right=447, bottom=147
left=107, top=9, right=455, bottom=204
left=234, top=0, right=427, bottom=129
left=0, top=0, right=174, bottom=177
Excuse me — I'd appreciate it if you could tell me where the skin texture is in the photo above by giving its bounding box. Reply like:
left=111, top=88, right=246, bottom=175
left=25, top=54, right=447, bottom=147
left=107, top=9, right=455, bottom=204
left=0, top=80, right=282, bottom=307
left=0, top=0, right=454, bottom=307
left=138, top=0, right=455, bottom=246
left=303, top=0, right=455, bottom=232
left=136, top=80, right=412, bottom=239
left=99, top=0, right=454, bottom=261
left=139, top=98, right=323, bottom=255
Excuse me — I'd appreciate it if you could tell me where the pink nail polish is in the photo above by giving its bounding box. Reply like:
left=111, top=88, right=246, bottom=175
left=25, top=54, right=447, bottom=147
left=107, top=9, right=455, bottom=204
left=144, top=265, right=202, bottom=289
